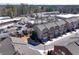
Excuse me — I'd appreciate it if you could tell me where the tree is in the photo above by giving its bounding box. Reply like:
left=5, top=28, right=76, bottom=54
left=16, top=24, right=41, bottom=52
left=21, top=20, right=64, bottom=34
left=30, top=31, right=44, bottom=44
left=5, top=5, right=16, bottom=18
left=19, top=4, right=30, bottom=16
left=1, top=8, right=7, bottom=16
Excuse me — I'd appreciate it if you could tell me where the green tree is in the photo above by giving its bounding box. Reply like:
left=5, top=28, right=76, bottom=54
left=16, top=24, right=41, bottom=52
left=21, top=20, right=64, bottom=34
left=5, top=5, right=16, bottom=18
left=1, top=8, right=7, bottom=16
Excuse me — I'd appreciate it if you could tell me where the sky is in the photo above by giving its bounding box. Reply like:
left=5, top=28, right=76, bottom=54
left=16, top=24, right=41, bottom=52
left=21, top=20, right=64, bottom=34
left=0, top=0, right=79, bottom=5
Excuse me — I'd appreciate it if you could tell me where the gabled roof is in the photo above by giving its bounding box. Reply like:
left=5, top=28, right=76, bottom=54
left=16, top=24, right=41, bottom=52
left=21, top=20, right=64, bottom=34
left=70, top=17, right=79, bottom=22
left=65, top=17, right=79, bottom=23
left=45, top=22, right=57, bottom=29
left=65, top=19, right=73, bottom=23
left=55, top=19, right=66, bottom=26
left=34, top=24, right=48, bottom=32
left=66, top=41, right=79, bottom=55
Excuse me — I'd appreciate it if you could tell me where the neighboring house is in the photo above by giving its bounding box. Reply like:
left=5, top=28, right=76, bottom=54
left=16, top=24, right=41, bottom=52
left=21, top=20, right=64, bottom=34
left=33, top=14, right=79, bottom=41
left=64, top=17, right=79, bottom=32
left=70, top=17, right=79, bottom=29
left=47, top=45, right=72, bottom=55
left=45, top=22, right=57, bottom=39
left=34, top=22, right=61, bottom=41
left=0, top=37, right=17, bottom=55
left=56, top=14, right=79, bottom=32
left=33, top=19, right=68, bottom=40
left=52, top=40, right=79, bottom=55
left=62, top=18, right=74, bottom=32
left=33, top=24, right=49, bottom=42
left=55, top=19, right=67, bottom=36
left=11, top=37, right=41, bottom=55
left=65, top=41, right=79, bottom=55
left=33, top=11, right=59, bottom=18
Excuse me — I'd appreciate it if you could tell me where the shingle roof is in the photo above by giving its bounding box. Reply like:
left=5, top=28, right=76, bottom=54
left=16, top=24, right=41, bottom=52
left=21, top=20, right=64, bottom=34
left=34, top=16, right=79, bottom=32
left=65, top=19, right=73, bottom=23
left=66, top=42, right=79, bottom=55
left=71, top=17, right=79, bottom=22
left=34, top=19, right=66, bottom=31
left=45, top=22, right=57, bottom=29
left=0, top=38, right=15, bottom=55
left=64, top=17, right=79, bottom=23
left=11, top=37, right=41, bottom=55
left=35, top=24, right=48, bottom=32
left=55, top=19, right=66, bottom=26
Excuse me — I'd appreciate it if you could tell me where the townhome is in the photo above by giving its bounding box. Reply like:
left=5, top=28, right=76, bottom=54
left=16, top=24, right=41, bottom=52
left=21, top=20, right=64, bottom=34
left=33, top=14, right=79, bottom=42
left=33, top=24, right=49, bottom=42
left=55, top=19, right=67, bottom=36
left=60, top=18, right=73, bottom=32
left=56, top=14, right=79, bottom=32
left=64, top=17, right=79, bottom=32
left=67, top=17, right=78, bottom=30
left=44, top=22, right=57, bottom=39
left=73, top=17, right=79, bottom=29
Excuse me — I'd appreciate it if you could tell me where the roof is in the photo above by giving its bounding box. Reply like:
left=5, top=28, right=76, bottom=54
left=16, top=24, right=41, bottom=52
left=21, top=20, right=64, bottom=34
left=66, top=41, right=79, bottom=55
left=0, top=38, right=16, bottom=55
left=70, top=17, right=79, bottom=22
left=56, top=14, right=79, bottom=23
left=34, top=19, right=66, bottom=31
left=34, top=24, right=48, bottom=32
left=0, top=17, right=21, bottom=24
left=0, top=23, right=14, bottom=29
left=11, top=37, right=41, bottom=55
left=65, top=17, right=79, bottom=23
left=0, top=33, right=9, bottom=39
left=56, top=14, right=79, bottom=18
left=12, top=43, right=41, bottom=55
left=0, top=16, right=10, bottom=20
left=65, top=19, right=73, bottom=23
left=53, top=32, right=79, bottom=46
left=34, top=21, right=58, bottom=32
left=55, top=19, right=66, bottom=26
left=45, top=22, right=57, bottom=29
